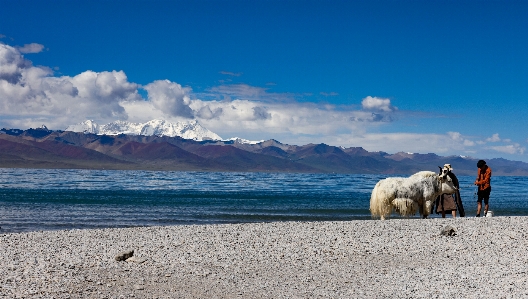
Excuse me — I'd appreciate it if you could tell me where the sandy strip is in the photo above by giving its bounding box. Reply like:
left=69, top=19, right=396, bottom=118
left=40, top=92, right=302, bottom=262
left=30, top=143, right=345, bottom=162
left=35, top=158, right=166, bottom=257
left=1, top=217, right=527, bottom=298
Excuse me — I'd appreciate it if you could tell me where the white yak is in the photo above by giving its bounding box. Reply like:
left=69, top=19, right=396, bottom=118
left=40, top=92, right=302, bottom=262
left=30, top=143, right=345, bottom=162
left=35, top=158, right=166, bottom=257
left=370, top=171, right=458, bottom=220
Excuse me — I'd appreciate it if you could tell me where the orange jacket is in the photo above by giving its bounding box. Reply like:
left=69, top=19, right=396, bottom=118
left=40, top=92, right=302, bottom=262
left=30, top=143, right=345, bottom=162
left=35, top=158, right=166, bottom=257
left=475, top=166, right=492, bottom=190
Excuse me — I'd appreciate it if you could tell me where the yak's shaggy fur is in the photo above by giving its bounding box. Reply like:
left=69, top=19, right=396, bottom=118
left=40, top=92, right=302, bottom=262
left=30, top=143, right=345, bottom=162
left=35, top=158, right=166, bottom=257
left=370, top=171, right=457, bottom=220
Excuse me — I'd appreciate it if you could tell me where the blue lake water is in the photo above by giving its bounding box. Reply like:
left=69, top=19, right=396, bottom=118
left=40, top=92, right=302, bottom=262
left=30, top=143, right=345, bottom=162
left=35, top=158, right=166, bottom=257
left=1, top=168, right=527, bottom=233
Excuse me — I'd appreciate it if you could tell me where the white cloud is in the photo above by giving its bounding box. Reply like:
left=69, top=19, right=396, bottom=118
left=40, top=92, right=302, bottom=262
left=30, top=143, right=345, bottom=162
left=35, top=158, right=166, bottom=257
left=195, top=105, right=223, bottom=120
left=0, top=43, right=32, bottom=84
left=17, top=43, right=45, bottom=54
left=0, top=44, right=141, bottom=128
left=486, top=133, right=501, bottom=142
left=488, top=144, right=525, bottom=155
left=187, top=96, right=397, bottom=138
left=219, top=71, right=242, bottom=77
left=119, top=100, right=165, bottom=124
left=470, top=133, right=526, bottom=155
left=207, top=84, right=294, bottom=103
left=143, top=80, right=194, bottom=119
left=320, top=92, right=339, bottom=97
left=361, top=96, right=396, bottom=112
left=447, top=131, right=475, bottom=146
left=73, top=70, right=139, bottom=101
left=463, top=139, right=474, bottom=146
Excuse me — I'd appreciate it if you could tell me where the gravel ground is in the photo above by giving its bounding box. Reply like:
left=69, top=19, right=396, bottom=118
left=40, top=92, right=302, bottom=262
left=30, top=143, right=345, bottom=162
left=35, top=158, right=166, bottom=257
left=1, top=217, right=527, bottom=298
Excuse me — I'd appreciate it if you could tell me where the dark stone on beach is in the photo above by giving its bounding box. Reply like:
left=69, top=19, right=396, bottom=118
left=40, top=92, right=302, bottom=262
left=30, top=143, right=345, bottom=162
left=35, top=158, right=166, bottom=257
left=440, top=225, right=457, bottom=236
left=115, top=249, right=134, bottom=261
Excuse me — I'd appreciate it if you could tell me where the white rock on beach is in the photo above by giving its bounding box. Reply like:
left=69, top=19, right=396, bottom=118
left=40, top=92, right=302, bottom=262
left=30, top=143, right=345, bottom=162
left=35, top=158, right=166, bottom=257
left=1, top=217, right=528, bottom=298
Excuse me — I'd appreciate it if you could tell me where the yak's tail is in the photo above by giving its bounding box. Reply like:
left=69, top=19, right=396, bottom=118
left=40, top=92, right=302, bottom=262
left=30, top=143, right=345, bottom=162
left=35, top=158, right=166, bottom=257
left=370, top=181, right=393, bottom=220
left=393, top=198, right=418, bottom=217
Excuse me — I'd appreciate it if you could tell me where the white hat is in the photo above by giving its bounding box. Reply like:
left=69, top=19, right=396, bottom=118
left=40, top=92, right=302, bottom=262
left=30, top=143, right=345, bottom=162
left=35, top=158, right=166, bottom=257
left=443, top=164, right=453, bottom=171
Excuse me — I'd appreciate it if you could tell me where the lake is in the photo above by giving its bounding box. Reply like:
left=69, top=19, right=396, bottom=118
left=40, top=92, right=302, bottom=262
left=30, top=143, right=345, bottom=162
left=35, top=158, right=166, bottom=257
left=1, top=168, right=527, bottom=233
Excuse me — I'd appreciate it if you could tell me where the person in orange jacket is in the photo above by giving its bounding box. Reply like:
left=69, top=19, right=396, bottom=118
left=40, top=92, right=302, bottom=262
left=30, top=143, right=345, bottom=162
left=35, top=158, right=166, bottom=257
left=474, top=160, right=492, bottom=217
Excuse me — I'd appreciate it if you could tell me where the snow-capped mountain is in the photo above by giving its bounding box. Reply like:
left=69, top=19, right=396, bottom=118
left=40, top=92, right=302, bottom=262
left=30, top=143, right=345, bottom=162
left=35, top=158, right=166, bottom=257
left=225, top=137, right=265, bottom=145
left=66, top=119, right=222, bottom=141
left=67, top=120, right=100, bottom=134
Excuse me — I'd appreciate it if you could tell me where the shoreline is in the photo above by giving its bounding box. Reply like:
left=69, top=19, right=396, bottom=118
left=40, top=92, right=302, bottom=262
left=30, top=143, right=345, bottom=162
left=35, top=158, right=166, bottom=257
left=0, top=214, right=494, bottom=234
left=2, top=217, right=527, bottom=298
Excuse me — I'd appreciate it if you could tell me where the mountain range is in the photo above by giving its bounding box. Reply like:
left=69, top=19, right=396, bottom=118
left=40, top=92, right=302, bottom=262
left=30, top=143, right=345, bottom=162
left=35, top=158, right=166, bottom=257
left=65, top=119, right=223, bottom=141
left=2, top=121, right=528, bottom=176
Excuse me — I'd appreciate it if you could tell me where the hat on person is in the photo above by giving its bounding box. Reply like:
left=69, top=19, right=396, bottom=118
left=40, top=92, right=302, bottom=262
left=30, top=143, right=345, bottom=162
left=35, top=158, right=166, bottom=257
left=443, top=164, right=453, bottom=172
left=477, top=160, right=486, bottom=168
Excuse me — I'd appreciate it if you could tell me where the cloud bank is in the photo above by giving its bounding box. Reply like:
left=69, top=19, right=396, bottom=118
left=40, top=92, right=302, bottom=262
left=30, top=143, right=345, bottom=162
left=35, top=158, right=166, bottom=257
left=0, top=42, right=524, bottom=159
left=0, top=43, right=141, bottom=128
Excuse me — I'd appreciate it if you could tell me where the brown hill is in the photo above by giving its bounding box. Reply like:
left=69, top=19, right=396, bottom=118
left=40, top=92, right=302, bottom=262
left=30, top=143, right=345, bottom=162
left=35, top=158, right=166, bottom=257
left=286, top=143, right=392, bottom=174
left=192, top=145, right=317, bottom=172
left=113, top=141, right=218, bottom=171
left=0, top=134, right=131, bottom=169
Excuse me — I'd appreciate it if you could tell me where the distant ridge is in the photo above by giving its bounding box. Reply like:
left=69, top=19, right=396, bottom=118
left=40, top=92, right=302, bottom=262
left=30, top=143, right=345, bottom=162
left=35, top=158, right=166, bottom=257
left=2, top=126, right=528, bottom=175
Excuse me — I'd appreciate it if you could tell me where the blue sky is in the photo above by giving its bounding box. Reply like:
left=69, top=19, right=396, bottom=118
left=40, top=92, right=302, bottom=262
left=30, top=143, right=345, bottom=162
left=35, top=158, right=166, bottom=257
left=1, top=0, right=527, bottom=162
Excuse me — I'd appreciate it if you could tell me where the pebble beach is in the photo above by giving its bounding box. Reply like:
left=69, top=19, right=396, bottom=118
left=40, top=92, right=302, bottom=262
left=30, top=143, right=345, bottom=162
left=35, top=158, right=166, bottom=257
left=1, top=217, right=527, bottom=298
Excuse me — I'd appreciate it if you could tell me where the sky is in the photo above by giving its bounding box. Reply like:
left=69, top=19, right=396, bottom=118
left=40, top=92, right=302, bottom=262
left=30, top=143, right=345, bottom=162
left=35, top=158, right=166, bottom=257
left=1, top=0, right=527, bottom=162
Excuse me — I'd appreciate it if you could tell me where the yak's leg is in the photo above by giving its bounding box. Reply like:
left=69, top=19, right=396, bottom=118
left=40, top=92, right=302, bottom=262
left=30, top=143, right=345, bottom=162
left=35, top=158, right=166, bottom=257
left=422, top=199, right=434, bottom=219
left=418, top=200, right=425, bottom=218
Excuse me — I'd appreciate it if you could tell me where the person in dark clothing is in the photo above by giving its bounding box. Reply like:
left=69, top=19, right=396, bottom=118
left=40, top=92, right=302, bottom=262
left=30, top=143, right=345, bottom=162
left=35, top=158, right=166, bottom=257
left=436, top=164, right=460, bottom=218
